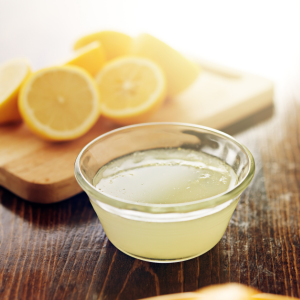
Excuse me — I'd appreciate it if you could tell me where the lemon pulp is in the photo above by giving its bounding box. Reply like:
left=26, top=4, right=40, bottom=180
left=19, top=66, right=100, bottom=141
left=95, top=56, right=166, bottom=125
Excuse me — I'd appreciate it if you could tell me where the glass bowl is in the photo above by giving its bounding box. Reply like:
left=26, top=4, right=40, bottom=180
left=74, top=122, right=255, bottom=263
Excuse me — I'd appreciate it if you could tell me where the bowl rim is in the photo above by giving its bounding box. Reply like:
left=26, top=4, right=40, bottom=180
left=74, top=122, right=255, bottom=214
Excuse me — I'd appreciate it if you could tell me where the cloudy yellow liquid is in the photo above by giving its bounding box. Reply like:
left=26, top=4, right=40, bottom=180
left=91, top=148, right=239, bottom=262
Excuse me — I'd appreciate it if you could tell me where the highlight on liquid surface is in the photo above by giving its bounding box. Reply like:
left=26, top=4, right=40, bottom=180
left=93, top=148, right=238, bottom=204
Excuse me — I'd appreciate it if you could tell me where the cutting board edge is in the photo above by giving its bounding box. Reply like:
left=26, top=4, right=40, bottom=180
left=0, top=166, right=82, bottom=203
left=196, top=86, right=274, bottom=129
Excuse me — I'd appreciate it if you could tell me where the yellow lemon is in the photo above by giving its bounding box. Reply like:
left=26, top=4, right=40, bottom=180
left=139, top=293, right=200, bottom=300
left=0, top=58, right=31, bottom=124
left=132, top=33, right=200, bottom=97
left=252, top=294, right=296, bottom=299
left=65, top=41, right=106, bottom=76
left=195, top=283, right=259, bottom=300
left=19, top=65, right=100, bottom=141
left=138, top=284, right=297, bottom=300
left=95, top=56, right=166, bottom=125
left=74, top=31, right=132, bottom=60
left=139, top=292, right=201, bottom=299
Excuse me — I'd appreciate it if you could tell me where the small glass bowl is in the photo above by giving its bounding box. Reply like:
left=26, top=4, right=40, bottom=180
left=74, top=123, right=255, bottom=263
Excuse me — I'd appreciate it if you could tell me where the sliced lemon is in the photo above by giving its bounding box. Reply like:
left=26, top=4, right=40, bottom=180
left=138, top=284, right=295, bottom=300
left=19, top=65, right=100, bottom=141
left=132, top=33, right=200, bottom=97
left=0, top=58, right=31, bottom=124
left=195, top=283, right=259, bottom=300
left=252, top=294, right=296, bottom=299
left=74, top=31, right=132, bottom=61
left=95, top=56, right=166, bottom=125
left=139, top=292, right=201, bottom=299
left=65, top=41, right=106, bottom=76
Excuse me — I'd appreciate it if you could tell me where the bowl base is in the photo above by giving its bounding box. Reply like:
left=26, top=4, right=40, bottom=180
left=112, top=242, right=211, bottom=263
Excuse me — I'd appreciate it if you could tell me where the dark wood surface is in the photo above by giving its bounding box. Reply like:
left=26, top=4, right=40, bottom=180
left=1, top=78, right=300, bottom=299
left=2, top=0, right=300, bottom=298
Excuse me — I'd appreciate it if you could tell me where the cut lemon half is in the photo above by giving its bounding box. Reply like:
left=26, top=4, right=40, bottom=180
left=139, top=292, right=201, bottom=299
left=252, top=294, right=296, bottom=300
left=138, top=284, right=296, bottom=300
left=95, top=56, right=166, bottom=125
left=139, top=284, right=259, bottom=299
left=132, top=33, right=200, bottom=97
left=19, top=66, right=100, bottom=141
left=195, top=283, right=259, bottom=300
left=65, top=41, right=106, bottom=76
left=0, top=58, right=31, bottom=124
left=74, top=31, right=132, bottom=60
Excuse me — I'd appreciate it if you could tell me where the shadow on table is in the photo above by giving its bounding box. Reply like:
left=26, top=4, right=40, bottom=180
left=0, top=187, right=98, bottom=229
left=221, top=104, right=274, bottom=136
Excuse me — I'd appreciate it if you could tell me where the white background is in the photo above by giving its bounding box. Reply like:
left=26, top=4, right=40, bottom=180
left=0, top=0, right=300, bottom=84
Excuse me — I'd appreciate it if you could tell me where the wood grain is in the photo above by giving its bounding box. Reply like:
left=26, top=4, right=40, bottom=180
left=0, top=84, right=300, bottom=299
left=0, top=61, right=273, bottom=204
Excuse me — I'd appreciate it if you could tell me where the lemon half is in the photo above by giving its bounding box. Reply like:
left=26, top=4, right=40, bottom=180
left=0, top=58, right=31, bottom=124
left=65, top=41, right=106, bottom=76
left=95, top=56, right=166, bottom=125
left=74, top=31, right=132, bottom=61
left=132, top=33, right=200, bottom=97
left=19, top=65, right=100, bottom=141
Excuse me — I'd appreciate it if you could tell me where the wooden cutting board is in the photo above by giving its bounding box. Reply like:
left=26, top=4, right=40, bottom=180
left=0, top=60, right=273, bottom=203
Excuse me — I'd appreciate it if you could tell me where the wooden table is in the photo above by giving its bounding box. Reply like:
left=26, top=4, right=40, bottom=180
left=1, top=81, right=300, bottom=299
left=1, top=1, right=300, bottom=298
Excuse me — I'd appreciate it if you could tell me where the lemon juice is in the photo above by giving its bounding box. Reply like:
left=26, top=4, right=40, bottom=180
left=91, top=148, right=239, bottom=262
